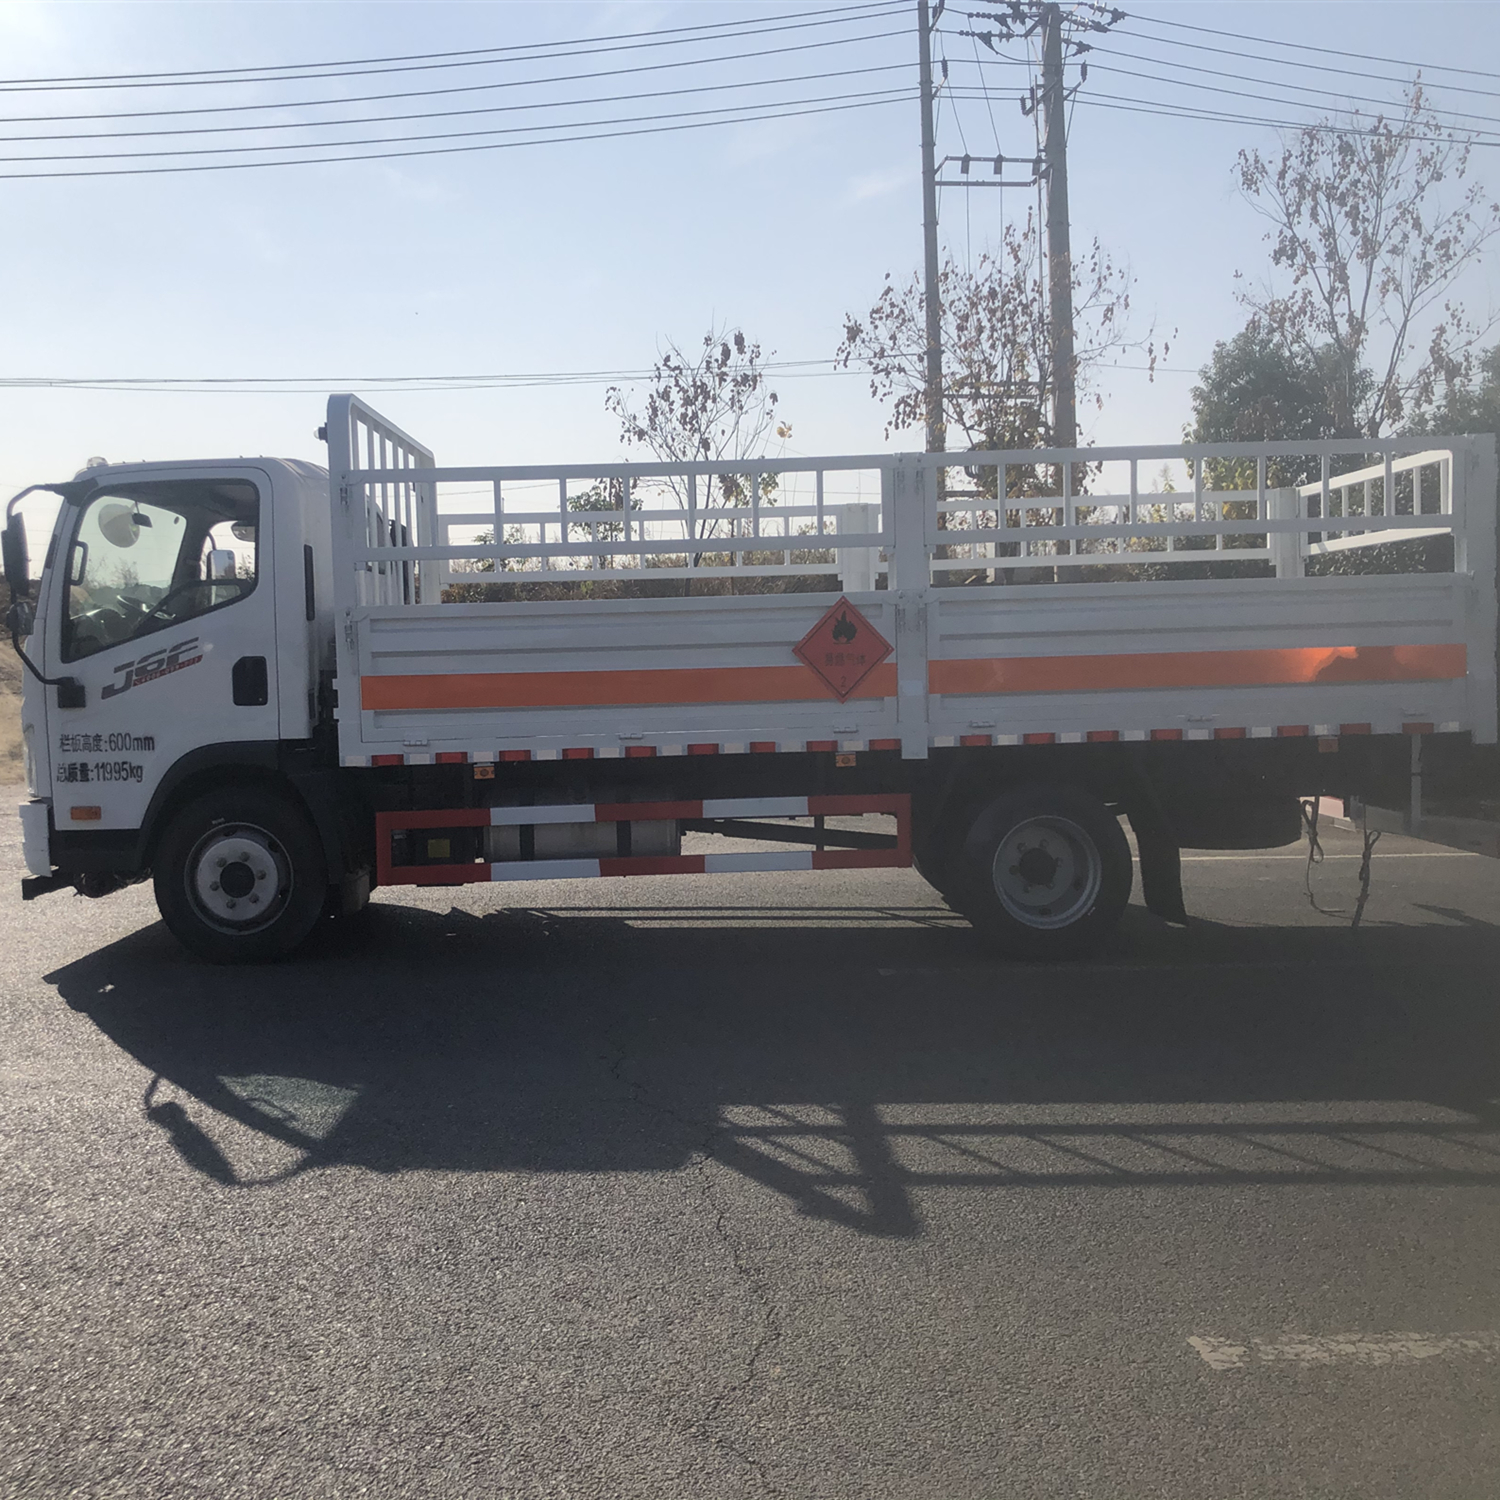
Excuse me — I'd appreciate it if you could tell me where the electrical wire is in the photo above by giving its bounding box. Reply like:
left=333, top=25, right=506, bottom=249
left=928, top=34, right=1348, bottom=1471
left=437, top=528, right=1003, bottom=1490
left=970, top=30, right=1005, bottom=153
left=946, top=86, right=1500, bottom=147
left=1085, top=54, right=1500, bottom=134
left=1073, top=92, right=1500, bottom=146
left=0, top=361, right=858, bottom=395
left=0, top=85, right=913, bottom=166
left=1124, top=11, right=1500, bottom=86
left=1101, top=35, right=1500, bottom=106
left=959, top=41, right=1500, bottom=132
left=0, top=91, right=914, bottom=178
left=0, top=355, right=1196, bottom=395
left=0, top=2, right=907, bottom=93
left=0, top=27, right=907, bottom=127
left=0, top=64, right=913, bottom=148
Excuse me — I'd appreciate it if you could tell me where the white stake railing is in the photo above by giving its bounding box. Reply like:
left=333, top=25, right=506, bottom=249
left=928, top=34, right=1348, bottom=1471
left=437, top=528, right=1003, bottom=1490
left=326, top=407, right=1482, bottom=604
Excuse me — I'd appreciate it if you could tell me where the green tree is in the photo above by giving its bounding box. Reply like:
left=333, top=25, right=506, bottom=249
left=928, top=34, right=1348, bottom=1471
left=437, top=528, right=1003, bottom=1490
left=1188, top=321, right=1368, bottom=486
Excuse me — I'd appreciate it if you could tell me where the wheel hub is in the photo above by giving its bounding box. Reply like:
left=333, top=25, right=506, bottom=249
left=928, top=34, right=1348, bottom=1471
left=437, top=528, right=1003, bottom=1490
left=188, top=825, right=290, bottom=932
left=1015, top=844, right=1061, bottom=888
left=991, top=815, right=1102, bottom=930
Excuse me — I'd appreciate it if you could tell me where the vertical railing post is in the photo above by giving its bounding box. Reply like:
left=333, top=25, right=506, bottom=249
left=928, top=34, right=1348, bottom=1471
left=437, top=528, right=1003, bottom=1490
left=1269, top=488, right=1304, bottom=580
left=322, top=396, right=362, bottom=762
left=837, top=502, right=880, bottom=594
left=687, top=471, right=698, bottom=574
left=1459, top=437, right=1499, bottom=745
left=1409, top=732, right=1424, bottom=837
left=891, top=456, right=931, bottom=760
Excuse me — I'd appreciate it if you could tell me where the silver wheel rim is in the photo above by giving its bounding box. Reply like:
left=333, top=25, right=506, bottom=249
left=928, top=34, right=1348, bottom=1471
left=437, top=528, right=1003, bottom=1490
left=185, top=822, right=293, bottom=935
left=990, top=814, right=1102, bottom=930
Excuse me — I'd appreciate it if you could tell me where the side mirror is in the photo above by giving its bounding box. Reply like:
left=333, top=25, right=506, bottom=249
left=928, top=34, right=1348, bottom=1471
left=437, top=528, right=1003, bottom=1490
left=2, top=512, right=29, bottom=599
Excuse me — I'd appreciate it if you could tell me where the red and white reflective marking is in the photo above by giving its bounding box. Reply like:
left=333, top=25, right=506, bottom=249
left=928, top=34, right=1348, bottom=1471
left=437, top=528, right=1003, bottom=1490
left=343, top=721, right=1465, bottom=767
left=374, top=794, right=911, bottom=888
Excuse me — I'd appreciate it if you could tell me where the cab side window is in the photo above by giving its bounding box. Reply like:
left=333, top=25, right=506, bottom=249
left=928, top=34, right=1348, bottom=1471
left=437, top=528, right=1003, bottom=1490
left=63, top=480, right=258, bottom=662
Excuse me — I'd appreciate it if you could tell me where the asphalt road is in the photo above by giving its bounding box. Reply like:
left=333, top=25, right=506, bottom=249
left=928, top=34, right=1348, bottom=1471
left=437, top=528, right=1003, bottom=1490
left=3, top=790, right=1500, bottom=1499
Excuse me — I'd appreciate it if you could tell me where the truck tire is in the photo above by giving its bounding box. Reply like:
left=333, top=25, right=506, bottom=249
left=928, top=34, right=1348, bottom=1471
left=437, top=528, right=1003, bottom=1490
left=913, top=799, right=979, bottom=906
left=152, top=786, right=329, bottom=964
left=951, top=784, right=1132, bottom=959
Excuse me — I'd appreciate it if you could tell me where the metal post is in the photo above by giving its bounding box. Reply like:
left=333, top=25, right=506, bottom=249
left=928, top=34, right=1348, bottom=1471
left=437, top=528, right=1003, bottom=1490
left=1040, top=3, right=1075, bottom=452
left=1410, top=732, right=1423, bottom=837
left=917, top=0, right=944, bottom=454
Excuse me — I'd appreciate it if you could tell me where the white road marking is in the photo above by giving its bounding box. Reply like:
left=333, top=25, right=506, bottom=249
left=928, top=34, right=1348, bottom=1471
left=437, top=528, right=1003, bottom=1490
left=1189, top=1332, right=1500, bottom=1371
left=1181, top=852, right=1483, bottom=862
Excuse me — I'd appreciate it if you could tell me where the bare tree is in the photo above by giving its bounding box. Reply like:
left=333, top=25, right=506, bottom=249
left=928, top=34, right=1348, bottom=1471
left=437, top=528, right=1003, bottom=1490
left=836, top=213, right=1153, bottom=470
left=1236, top=83, right=1499, bottom=438
left=605, top=328, right=789, bottom=535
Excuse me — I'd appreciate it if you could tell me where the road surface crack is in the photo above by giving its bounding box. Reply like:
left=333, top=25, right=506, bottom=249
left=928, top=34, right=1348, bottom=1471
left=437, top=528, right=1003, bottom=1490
left=599, top=1024, right=786, bottom=1496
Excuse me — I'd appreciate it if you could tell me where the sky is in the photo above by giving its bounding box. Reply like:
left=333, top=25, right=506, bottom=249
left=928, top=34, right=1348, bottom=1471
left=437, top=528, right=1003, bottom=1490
left=0, top=0, right=1496, bottom=514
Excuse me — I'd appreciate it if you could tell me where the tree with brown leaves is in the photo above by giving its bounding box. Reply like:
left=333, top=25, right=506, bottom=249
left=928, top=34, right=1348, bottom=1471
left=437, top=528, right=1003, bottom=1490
left=1236, top=83, right=1499, bottom=439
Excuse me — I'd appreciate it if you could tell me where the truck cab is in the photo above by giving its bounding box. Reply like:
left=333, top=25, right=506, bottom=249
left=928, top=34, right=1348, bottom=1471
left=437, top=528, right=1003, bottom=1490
left=10, top=457, right=343, bottom=943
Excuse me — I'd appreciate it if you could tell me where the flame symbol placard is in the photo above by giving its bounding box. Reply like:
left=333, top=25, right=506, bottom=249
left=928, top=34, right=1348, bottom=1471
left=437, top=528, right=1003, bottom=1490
left=792, top=596, right=893, bottom=702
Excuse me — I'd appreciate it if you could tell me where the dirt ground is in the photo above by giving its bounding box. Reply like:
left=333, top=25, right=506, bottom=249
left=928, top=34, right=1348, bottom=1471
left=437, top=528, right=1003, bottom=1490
left=0, top=581, right=25, bottom=776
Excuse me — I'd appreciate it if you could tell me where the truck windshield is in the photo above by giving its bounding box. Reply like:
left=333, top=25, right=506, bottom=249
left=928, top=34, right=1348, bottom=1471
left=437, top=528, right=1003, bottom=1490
left=61, top=478, right=258, bottom=662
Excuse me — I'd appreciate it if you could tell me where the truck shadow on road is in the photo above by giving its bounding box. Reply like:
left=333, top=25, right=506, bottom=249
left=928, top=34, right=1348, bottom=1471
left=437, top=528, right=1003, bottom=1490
left=45, top=899, right=1500, bottom=1237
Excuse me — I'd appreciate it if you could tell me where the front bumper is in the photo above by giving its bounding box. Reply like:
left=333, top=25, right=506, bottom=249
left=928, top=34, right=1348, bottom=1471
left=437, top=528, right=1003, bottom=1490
left=18, top=798, right=52, bottom=877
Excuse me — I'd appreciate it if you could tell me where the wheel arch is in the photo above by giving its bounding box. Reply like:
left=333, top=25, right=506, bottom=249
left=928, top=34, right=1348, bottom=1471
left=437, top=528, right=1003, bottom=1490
left=140, top=743, right=345, bottom=883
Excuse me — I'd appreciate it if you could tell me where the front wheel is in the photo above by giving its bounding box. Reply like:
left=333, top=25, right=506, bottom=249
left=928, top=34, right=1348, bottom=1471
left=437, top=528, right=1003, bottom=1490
left=153, top=786, right=328, bottom=963
left=951, top=784, right=1133, bottom=959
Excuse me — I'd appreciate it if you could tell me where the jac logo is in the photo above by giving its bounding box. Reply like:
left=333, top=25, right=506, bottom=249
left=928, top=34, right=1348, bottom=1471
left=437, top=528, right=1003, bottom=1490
left=100, top=636, right=204, bottom=700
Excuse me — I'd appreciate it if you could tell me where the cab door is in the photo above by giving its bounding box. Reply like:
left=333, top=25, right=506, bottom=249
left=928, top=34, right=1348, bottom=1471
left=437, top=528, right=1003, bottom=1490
left=41, top=465, right=279, bottom=835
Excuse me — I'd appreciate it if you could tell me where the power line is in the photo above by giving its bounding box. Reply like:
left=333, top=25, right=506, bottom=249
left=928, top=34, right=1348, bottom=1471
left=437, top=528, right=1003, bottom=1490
left=0, top=63, right=912, bottom=147
left=1044, top=90, right=1500, bottom=147
left=0, top=359, right=853, bottom=394
left=0, top=357, right=1197, bottom=396
left=1124, top=11, right=1500, bottom=86
left=0, top=84, right=914, bottom=166
left=0, top=26, right=906, bottom=126
left=0, top=91, right=914, bottom=179
left=959, top=38, right=1500, bottom=128
left=1094, top=45, right=1500, bottom=113
left=1110, top=26, right=1500, bottom=104
left=1084, top=55, right=1500, bottom=134
left=0, top=2, right=906, bottom=93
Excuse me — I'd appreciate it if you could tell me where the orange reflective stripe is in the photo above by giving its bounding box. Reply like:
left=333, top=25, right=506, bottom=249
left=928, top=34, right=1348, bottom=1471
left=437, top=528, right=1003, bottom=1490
left=361, top=645, right=1463, bottom=711
left=929, top=644, right=1465, bottom=695
left=362, top=661, right=898, bottom=712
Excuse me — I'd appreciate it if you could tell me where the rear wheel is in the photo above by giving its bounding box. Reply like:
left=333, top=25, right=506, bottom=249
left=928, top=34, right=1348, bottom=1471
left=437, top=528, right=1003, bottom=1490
left=949, top=784, right=1132, bottom=958
left=153, top=786, right=328, bottom=964
left=912, top=798, right=976, bottom=906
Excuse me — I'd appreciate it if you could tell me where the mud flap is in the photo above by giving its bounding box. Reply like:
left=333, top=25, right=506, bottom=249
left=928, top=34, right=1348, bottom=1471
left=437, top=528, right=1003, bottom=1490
left=1126, top=801, right=1189, bottom=927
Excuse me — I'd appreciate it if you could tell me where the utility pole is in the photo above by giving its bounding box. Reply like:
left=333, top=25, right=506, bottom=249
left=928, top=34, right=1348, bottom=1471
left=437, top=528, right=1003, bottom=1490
left=917, top=0, right=944, bottom=453
left=1039, top=3, right=1075, bottom=452
left=958, top=2, right=1119, bottom=449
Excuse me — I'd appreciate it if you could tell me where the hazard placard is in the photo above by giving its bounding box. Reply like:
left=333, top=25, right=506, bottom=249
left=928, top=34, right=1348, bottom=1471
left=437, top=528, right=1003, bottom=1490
left=793, top=597, right=893, bottom=701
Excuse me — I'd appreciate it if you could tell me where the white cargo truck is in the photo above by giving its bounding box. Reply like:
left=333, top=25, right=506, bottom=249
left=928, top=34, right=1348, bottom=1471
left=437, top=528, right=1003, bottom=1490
left=5, top=396, right=1495, bottom=961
